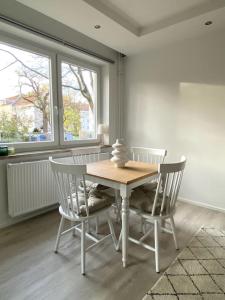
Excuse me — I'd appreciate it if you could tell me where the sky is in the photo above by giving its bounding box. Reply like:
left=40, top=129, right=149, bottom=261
left=0, top=42, right=50, bottom=99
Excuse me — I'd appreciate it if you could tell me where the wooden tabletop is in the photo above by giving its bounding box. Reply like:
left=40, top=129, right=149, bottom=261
left=87, top=160, right=158, bottom=184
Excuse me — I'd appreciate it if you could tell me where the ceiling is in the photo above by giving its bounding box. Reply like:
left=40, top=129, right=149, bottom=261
left=17, top=0, right=225, bottom=55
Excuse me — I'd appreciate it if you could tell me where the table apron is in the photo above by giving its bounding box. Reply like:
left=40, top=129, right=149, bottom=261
left=85, top=175, right=120, bottom=190
left=85, top=174, right=158, bottom=193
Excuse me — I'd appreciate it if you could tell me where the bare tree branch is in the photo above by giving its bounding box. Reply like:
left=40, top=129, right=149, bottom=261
left=62, top=84, right=80, bottom=91
left=18, top=69, right=50, bottom=132
left=0, top=48, right=48, bottom=79
left=90, top=72, right=94, bottom=90
left=19, top=84, right=39, bottom=110
left=68, top=64, right=94, bottom=111
left=18, top=70, right=39, bottom=94
left=77, top=67, right=93, bottom=111
left=0, top=60, right=17, bottom=72
left=61, top=69, right=72, bottom=79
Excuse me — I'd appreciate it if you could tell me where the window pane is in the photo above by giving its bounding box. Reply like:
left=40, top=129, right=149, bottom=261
left=0, top=43, right=53, bottom=143
left=61, top=61, right=97, bottom=141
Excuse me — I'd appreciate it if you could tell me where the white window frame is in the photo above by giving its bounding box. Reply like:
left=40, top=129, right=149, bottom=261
left=57, top=54, right=100, bottom=146
left=0, top=32, right=103, bottom=151
left=0, top=33, right=59, bottom=150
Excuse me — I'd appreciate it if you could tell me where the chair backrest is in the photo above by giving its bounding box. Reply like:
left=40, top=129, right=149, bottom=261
left=151, top=156, right=186, bottom=217
left=49, top=157, right=89, bottom=218
left=71, top=146, right=101, bottom=164
left=130, top=147, right=167, bottom=164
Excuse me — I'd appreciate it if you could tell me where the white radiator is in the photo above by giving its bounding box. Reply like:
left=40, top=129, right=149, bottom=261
left=7, top=153, right=110, bottom=217
left=7, top=160, right=58, bottom=217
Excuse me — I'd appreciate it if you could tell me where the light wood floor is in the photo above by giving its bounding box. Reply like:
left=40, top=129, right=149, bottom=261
left=0, top=202, right=225, bottom=300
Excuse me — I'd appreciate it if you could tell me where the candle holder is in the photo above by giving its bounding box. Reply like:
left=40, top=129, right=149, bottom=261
left=97, top=124, right=109, bottom=146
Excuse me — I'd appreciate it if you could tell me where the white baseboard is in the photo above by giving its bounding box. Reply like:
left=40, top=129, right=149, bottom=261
left=178, top=197, right=225, bottom=214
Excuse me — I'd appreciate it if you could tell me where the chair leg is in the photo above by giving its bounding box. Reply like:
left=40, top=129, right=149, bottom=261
left=170, top=216, right=179, bottom=250
left=106, top=213, right=117, bottom=249
left=116, top=230, right=122, bottom=251
left=71, top=221, right=76, bottom=237
left=154, top=220, right=160, bottom=273
left=95, top=216, right=99, bottom=234
left=161, top=219, right=165, bottom=232
left=140, top=217, right=148, bottom=233
left=86, top=220, right=90, bottom=233
left=54, top=216, right=65, bottom=253
left=81, top=221, right=86, bottom=275
left=140, top=217, right=144, bottom=233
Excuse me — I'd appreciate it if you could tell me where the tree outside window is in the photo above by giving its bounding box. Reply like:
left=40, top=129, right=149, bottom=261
left=0, top=42, right=97, bottom=145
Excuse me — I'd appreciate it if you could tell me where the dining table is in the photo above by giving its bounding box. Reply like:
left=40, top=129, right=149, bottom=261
left=86, top=159, right=158, bottom=267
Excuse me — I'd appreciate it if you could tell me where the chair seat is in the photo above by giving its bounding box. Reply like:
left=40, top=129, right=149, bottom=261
left=130, top=187, right=168, bottom=215
left=139, top=181, right=158, bottom=191
left=70, top=187, right=114, bottom=217
left=79, top=180, right=109, bottom=193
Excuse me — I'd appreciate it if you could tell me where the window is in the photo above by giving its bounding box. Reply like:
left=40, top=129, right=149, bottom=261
left=0, top=42, right=54, bottom=144
left=60, top=60, right=98, bottom=142
left=0, top=37, right=100, bottom=149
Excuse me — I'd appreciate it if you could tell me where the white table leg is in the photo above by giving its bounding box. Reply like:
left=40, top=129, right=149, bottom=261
left=114, top=189, right=121, bottom=223
left=121, top=193, right=130, bottom=268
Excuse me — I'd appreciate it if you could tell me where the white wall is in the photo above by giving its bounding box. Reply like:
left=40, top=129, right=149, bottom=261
left=124, top=30, right=225, bottom=211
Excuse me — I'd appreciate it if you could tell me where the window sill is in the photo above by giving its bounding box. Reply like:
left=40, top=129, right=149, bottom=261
left=0, top=145, right=112, bottom=160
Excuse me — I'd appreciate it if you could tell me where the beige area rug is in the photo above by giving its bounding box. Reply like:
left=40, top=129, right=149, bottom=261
left=143, top=227, right=225, bottom=300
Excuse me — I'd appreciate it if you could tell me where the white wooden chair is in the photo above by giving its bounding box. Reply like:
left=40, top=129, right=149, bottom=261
left=118, top=156, right=186, bottom=273
left=71, top=146, right=121, bottom=224
left=71, top=146, right=103, bottom=165
left=71, top=146, right=108, bottom=232
left=71, top=146, right=111, bottom=194
left=49, top=157, right=117, bottom=275
left=130, top=147, right=167, bottom=193
left=130, top=147, right=167, bottom=231
left=130, top=147, right=167, bottom=165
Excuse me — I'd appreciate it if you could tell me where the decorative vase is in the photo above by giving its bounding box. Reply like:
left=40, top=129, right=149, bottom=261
left=111, top=139, right=128, bottom=168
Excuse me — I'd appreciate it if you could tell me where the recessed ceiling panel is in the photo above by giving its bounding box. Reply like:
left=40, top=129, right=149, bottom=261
left=16, top=0, right=225, bottom=55
left=96, top=0, right=208, bottom=27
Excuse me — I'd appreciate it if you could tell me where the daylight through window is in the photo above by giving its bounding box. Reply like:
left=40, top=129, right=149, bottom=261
left=0, top=39, right=99, bottom=148
left=0, top=43, right=53, bottom=144
left=61, top=61, right=97, bottom=142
